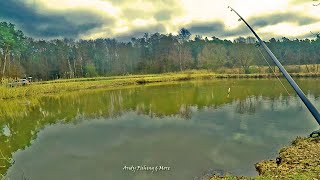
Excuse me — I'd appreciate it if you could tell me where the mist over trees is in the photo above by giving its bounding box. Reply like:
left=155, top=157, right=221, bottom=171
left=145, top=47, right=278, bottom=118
left=0, top=21, right=320, bottom=81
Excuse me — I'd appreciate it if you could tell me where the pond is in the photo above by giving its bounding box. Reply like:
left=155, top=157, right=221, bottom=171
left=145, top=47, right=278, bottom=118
left=1, top=79, right=319, bottom=179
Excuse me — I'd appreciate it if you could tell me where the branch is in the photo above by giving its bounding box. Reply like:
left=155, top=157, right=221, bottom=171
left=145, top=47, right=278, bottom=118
left=310, top=31, right=320, bottom=38
left=0, top=150, right=5, bottom=161
left=0, top=149, right=13, bottom=164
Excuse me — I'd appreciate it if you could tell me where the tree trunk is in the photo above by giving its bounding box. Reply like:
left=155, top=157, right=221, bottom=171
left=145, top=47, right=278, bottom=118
left=305, top=64, right=310, bottom=73
left=2, top=48, right=8, bottom=77
left=80, top=56, right=84, bottom=77
left=67, top=58, right=74, bottom=78
left=73, top=58, right=76, bottom=78
left=179, top=45, right=182, bottom=71
left=8, top=53, right=11, bottom=77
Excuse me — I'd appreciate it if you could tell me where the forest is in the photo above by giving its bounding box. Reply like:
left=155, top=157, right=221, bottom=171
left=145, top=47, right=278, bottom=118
left=0, top=21, right=320, bottom=81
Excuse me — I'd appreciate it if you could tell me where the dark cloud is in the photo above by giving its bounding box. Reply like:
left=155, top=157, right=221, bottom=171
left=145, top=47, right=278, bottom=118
left=250, top=12, right=318, bottom=27
left=115, top=24, right=166, bottom=42
left=187, top=22, right=224, bottom=34
left=185, top=21, right=250, bottom=39
left=0, top=0, right=113, bottom=39
left=223, top=26, right=251, bottom=37
left=154, top=10, right=172, bottom=21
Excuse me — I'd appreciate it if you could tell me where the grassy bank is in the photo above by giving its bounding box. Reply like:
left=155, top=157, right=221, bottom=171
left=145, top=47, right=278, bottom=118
left=208, top=135, right=320, bottom=180
left=1, top=70, right=320, bottom=100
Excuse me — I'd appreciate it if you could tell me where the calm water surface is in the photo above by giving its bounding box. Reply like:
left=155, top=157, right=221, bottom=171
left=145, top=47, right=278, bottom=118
left=1, top=79, right=319, bottom=179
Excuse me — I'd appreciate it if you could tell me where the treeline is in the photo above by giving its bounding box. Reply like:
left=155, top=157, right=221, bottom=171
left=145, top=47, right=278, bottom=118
left=0, top=22, right=320, bottom=81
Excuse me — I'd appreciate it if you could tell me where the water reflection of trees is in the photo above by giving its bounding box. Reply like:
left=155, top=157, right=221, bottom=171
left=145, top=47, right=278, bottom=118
left=235, top=97, right=257, bottom=114
left=135, top=103, right=193, bottom=119
left=234, top=95, right=302, bottom=115
left=178, top=104, right=192, bottom=119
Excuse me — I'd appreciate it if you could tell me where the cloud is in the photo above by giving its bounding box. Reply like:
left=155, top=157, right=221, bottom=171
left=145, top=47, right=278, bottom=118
left=0, top=0, right=114, bottom=39
left=100, top=0, right=183, bottom=21
left=154, top=10, right=173, bottom=21
left=250, top=12, right=318, bottom=27
left=0, top=0, right=183, bottom=39
left=290, top=0, right=315, bottom=5
left=117, top=0, right=183, bottom=21
left=224, top=26, right=252, bottom=38
left=221, top=12, right=319, bottom=40
left=184, top=21, right=251, bottom=39
left=182, top=11, right=318, bottom=40
left=187, top=22, right=225, bottom=34
left=0, top=0, right=319, bottom=40
left=115, top=24, right=166, bottom=42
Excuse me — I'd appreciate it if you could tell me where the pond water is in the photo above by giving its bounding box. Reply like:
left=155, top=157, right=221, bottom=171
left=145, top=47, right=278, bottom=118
left=1, top=79, right=319, bottom=179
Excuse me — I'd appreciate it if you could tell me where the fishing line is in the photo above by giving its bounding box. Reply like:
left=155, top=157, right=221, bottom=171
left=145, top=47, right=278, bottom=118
left=256, top=46, right=291, bottom=96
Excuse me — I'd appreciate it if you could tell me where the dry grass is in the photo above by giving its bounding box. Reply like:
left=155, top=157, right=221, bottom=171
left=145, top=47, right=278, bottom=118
left=0, top=69, right=319, bottom=100
left=208, top=136, right=320, bottom=180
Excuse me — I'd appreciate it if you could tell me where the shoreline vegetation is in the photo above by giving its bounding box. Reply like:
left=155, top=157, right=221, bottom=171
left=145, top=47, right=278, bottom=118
left=0, top=70, right=320, bottom=100
left=209, top=135, right=320, bottom=180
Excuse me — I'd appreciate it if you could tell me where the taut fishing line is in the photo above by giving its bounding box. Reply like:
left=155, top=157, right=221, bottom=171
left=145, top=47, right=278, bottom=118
left=256, top=46, right=291, bottom=96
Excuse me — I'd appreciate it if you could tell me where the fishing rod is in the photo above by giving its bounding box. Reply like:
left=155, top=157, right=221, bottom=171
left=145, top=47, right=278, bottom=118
left=228, top=7, right=320, bottom=136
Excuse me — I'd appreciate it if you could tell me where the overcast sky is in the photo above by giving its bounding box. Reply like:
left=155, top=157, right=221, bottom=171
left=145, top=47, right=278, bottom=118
left=0, top=0, right=319, bottom=41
